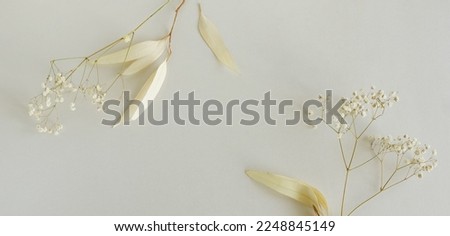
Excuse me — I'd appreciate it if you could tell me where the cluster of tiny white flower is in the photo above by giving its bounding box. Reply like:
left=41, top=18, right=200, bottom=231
left=81, top=84, right=105, bottom=111
left=370, top=135, right=437, bottom=178
left=316, top=87, right=437, bottom=215
left=29, top=68, right=107, bottom=135
left=28, top=0, right=191, bottom=134
left=28, top=73, right=77, bottom=135
left=319, top=87, right=400, bottom=139
left=339, top=87, right=399, bottom=119
left=35, top=123, right=64, bottom=135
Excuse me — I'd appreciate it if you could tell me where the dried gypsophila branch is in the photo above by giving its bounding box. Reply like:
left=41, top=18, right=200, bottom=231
left=28, top=0, right=174, bottom=135
left=339, top=134, right=438, bottom=215
left=316, top=87, right=437, bottom=215
left=29, top=0, right=239, bottom=134
left=246, top=87, right=437, bottom=216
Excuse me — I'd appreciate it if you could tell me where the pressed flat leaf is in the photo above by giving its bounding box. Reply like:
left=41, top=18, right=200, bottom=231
left=96, top=39, right=167, bottom=65
left=115, top=61, right=168, bottom=126
left=246, top=170, right=328, bottom=216
left=198, top=4, right=239, bottom=73
left=122, top=52, right=164, bottom=76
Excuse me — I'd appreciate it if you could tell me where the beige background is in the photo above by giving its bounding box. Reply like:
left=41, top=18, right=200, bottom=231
left=0, top=0, right=449, bottom=215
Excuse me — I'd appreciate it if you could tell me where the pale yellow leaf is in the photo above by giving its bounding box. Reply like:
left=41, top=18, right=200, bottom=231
left=246, top=170, right=328, bottom=216
left=96, top=38, right=167, bottom=65
left=114, top=61, right=168, bottom=126
left=198, top=4, right=239, bottom=73
left=122, top=53, right=164, bottom=76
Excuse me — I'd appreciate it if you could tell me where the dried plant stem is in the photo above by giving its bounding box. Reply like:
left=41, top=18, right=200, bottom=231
left=30, top=1, right=176, bottom=134
left=105, top=34, right=135, bottom=93
left=167, top=0, right=186, bottom=56
left=347, top=173, right=414, bottom=215
left=48, top=0, right=172, bottom=96
left=347, top=190, right=381, bottom=216
left=320, top=88, right=436, bottom=215
left=340, top=138, right=359, bottom=215
left=339, top=114, right=416, bottom=215
left=133, top=0, right=171, bottom=32
left=357, top=119, right=374, bottom=139
left=338, top=139, right=348, bottom=168
left=340, top=171, right=350, bottom=215
left=339, top=115, right=373, bottom=216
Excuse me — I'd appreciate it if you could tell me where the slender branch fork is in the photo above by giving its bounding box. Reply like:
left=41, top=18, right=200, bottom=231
left=168, top=0, right=186, bottom=56
left=337, top=107, right=416, bottom=215
left=338, top=112, right=379, bottom=215
left=33, top=0, right=186, bottom=125
left=107, top=0, right=186, bottom=92
left=46, top=0, right=173, bottom=94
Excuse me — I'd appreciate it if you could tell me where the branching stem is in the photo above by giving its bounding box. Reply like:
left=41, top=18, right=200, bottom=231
left=167, top=0, right=186, bottom=56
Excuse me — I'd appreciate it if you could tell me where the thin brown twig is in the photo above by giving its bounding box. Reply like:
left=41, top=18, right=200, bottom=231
left=167, top=0, right=186, bottom=56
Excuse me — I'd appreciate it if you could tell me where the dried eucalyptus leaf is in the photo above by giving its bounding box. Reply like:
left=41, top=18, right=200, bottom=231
left=96, top=38, right=167, bottom=65
left=246, top=170, right=328, bottom=216
left=115, top=60, right=168, bottom=126
left=122, top=53, right=164, bottom=76
left=198, top=4, right=239, bottom=73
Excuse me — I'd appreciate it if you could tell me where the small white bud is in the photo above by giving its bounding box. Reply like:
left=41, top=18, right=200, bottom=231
left=46, top=97, right=51, bottom=107
left=43, top=87, right=50, bottom=96
left=123, top=33, right=133, bottom=43
left=70, top=102, right=76, bottom=111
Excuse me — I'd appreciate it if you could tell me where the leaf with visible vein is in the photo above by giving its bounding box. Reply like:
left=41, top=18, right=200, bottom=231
left=122, top=53, right=165, bottom=76
left=246, top=170, right=329, bottom=216
left=198, top=4, right=239, bottom=73
left=114, top=61, right=168, bottom=127
left=96, top=38, right=167, bottom=65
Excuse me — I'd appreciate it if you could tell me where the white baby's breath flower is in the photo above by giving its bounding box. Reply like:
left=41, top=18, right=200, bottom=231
left=70, top=102, right=76, bottom=111
left=314, top=87, right=437, bottom=214
left=318, top=87, right=400, bottom=140
left=43, top=87, right=50, bottom=96
left=370, top=135, right=437, bottom=178
left=123, top=33, right=133, bottom=43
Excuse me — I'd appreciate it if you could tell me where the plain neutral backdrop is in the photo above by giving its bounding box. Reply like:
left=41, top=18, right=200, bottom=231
left=0, top=0, right=449, bottom=215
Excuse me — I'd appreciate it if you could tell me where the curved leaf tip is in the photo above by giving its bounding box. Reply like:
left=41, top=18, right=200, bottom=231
left=246, top=170, right=329, bottom=216
left=198, top=3, right=239, bottom=74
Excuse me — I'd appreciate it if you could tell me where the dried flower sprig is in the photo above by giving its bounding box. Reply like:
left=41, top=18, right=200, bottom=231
left=247, top=87, right=437, bottom=216
left=319, top=87, right=435, bottom=215
left=320, top=86, right=399, bottom=139
left=29, top=0, right=238, bottom=134
left=28, top=0, right=173, bottom=134
left=342, top=134, right=438, bottom=215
